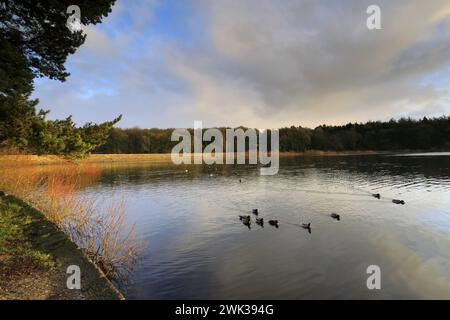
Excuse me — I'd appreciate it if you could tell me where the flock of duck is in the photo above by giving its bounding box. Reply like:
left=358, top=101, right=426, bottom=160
left=238, top=209, right=337, bottom=233
left=237, top=192, right=406, bottom=232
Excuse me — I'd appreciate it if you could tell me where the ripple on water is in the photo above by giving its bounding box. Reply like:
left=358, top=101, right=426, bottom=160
left=79, top=154, right=450, bottom=299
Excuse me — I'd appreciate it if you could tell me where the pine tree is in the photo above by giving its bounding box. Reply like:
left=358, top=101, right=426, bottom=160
left=0, top=0, right=120, bottom=157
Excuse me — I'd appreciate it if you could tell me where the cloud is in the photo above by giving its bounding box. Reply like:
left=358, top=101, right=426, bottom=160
left=176, top=0, right=450, bottom=127
left=33, top=0, right=450, bottom=128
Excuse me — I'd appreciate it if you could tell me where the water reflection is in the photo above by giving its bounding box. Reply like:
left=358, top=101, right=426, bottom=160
left=79, top=153, right=450, bottom=299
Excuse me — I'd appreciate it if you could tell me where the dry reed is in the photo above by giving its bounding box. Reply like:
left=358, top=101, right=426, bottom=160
left=0, top=147, right=142, bottom=280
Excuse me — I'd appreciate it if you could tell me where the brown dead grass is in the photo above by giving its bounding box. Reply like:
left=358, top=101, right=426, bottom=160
left=0, top=149, right=142, bottom=280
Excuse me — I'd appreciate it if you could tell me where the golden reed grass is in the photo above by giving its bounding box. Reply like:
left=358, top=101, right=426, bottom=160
left=0, top=148, right=142, bottom=280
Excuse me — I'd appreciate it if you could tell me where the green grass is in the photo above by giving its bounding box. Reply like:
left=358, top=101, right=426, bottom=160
left=0, top=193, right=124, bottom=299
left=0, top=195, right=56, bottom=271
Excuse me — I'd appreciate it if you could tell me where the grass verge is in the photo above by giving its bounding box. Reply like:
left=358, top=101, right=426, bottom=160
left=0, top=193, right=123, bottom=300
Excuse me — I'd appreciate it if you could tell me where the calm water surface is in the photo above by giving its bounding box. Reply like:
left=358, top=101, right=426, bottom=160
left=80, top=153, right=450, bottom=299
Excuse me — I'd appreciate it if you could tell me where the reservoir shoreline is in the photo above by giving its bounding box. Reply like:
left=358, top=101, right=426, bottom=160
left=0, top=193, right=124, bottom=300
left=1, top=149, right=449, bottom=166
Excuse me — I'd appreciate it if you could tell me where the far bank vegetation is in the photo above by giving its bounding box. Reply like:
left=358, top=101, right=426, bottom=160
left=95, top=117, right=450, bottom=154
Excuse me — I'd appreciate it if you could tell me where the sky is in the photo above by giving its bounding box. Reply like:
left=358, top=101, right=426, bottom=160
left=33, top=0, right=450, bottom=129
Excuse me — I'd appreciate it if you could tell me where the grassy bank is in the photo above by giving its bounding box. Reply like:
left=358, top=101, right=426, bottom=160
left=0, top=193, right=123, bottom=300
left=2, top=149, right=446, bottom=166
left=0, top=155, right=142, bottom=290
left=0, top=151, right=390, bottom=165
left=0, top=153, right=174, bottom=165
left=87, top=151, right=385, bottom=161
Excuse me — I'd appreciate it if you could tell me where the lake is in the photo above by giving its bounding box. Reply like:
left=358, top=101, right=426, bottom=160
left=80, top=153, right=450, bottom=299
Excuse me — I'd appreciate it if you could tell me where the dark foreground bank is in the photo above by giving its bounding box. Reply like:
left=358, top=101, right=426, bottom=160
left=0, top=193, right=123, bottom=300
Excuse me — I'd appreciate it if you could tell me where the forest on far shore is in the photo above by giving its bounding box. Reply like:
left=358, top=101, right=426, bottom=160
left=94, top=116, right=450, bottom=154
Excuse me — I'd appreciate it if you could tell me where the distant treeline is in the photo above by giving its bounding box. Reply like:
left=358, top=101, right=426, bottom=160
left=94, top=116, right=450, bottom=154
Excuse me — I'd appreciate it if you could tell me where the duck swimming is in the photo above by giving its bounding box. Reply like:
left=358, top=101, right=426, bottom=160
left=256, top=217, right=264, bottom=226
left=239, top=215, right=250, bottom=221
left=242, top=217, right=251, bottom=223
left=252, top=209, right=259, bottom=215
left=241, top=216, right=251, bottom=228
left=392, top=199, right=405, bottom=205
left=268, top=220, right=279, bottom=228
left=330, top=213, right=341, bottom=221
left=372, top=193, right=381, bottom=199
left=301, top=223, right=312, bottom=233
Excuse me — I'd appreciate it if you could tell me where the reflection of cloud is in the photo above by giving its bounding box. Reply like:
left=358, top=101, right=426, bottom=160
left=374, top=234, right=450, bottom=299
left=33, top=0, right=450, bottom=128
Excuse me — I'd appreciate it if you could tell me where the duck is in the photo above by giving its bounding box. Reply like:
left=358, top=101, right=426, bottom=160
left=239, top=215, right=250, bottom=221
left=252, top=209, right=259, bottom=215
left=242, top=217, right=251, bottom=228
left=256, top=217, right=264, bottom=226
left=301, top=222, right=312, bottom=234
left=392, top=199, right=405, bottom=205
left=242, top=217, right=251, bottom=224
left=372, top=193, right=381, bottom=199
left=268, top=220, right=279, bottom=228
left=239, top=178, right=243, bottom=183
left=330, top=213, right=341, bottom=221
left=301, top=223, right=311, bottom=229
left=0, top=191, right=5, bottom=197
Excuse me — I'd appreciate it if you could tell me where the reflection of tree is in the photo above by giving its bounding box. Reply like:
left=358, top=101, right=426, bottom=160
left=281, top=154, right=450, bottom=180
